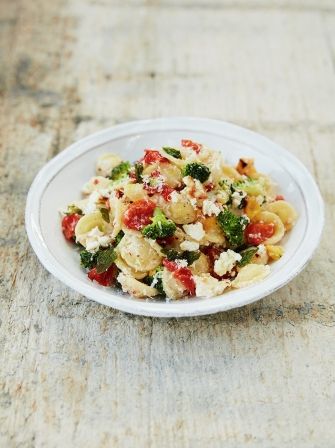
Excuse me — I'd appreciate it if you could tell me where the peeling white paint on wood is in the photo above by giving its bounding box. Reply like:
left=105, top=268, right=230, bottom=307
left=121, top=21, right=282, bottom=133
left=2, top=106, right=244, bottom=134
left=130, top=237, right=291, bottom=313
left=0, top=0, right=334, bottom=447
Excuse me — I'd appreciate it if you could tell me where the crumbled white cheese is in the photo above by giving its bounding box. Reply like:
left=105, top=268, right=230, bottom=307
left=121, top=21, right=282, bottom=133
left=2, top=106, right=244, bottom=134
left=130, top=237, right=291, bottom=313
left=194, top=274, right=230, bottom=297
left=189, top=197, right=198, bottom=209
left=180, top=240, right=200, bottom=251
left=174, top=259, right=188, bottom=268
left=84, top=226, right=112, bottom=252
left=231, top=190, right=247, bottom=208
left=202, top=199, right=221, bottom=216
left=214, top=249, right=242, bottom=276
left=82, top=191, right=101, bottom=214
left=183, top=222, right=205, bottom=241
left=170, top=191, right=179, bottom=203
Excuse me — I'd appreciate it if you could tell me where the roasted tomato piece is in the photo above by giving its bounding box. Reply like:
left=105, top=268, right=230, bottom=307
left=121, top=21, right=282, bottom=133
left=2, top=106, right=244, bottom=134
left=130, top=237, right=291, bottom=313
left=163, top=259, right=196, bottom=295
left=61, top=214, right=81, bottom=241
left=123, top=199, right=156, bottom=230
left=142, top=150, right=169, bottom=165
left=181, top=139, right=202, bottom=154
left=161, top=184, right=174, bottom=201
left=88, top=264, right=117, bottom=287
left=275, top=195, right=285, bottom=201
left=245, top=221, right=275, bottom=245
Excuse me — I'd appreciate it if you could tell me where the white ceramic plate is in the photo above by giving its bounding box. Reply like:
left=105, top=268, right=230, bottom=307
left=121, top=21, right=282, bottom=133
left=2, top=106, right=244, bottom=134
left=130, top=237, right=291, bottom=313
left=25, top=117, right=324, bottom=317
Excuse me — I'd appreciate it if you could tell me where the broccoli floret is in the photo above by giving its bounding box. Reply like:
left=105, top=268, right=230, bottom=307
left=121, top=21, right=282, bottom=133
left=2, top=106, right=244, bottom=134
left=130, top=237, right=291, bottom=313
left=162, top=147, right=182, bottom=159
left=163, top=248, right=200, bottom=265
left=143, top=267, right=165, bottom=296
left=142, top=208, right=177, bottom=239
left=80, top=250, right=98, bottom=269
left=233, top=177, right=266, bottom=196
left=238, top=247, right=258, bottom=267
left=183, top=162, right=210, bottom=183
left=217, top=209, right=249, bottom=248
left=109, top=161, right=131, bottom=181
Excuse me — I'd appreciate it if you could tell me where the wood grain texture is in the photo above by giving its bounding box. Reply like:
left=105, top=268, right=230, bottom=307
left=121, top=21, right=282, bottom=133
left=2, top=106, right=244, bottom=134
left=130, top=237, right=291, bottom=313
left=0, top=0, right=334, bottom=447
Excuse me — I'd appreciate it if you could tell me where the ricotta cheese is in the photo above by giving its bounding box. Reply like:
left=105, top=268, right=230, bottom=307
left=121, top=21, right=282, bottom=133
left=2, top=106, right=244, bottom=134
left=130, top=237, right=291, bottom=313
left=214, top=249, right=242, bottom=276
left=194, top=274, right=230, bottom=297
left=183, top=222, right=205, bottom=241
left=202, top=199, right=221, bottom=216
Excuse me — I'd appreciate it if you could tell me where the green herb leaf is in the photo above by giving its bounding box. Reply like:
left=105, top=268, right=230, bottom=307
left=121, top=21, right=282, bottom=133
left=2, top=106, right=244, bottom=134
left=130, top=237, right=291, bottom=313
left=100, top=208, right=110, bottom=223
left=162, top=146, right=182, bottom=159
left=183, top=251, right=201, bottom=265
left=114, top=230, right=124, bottom=246
left=96, top=247, right=116, bottom=274
left=238, top=247, right=258, bottom=267
left=109, top=161, right=131, bottom=181
left=134, top=162, right=143, bottom=183
left=217, top=209, right=249, bottom=248
left=80, top=250, right=98, bottom=269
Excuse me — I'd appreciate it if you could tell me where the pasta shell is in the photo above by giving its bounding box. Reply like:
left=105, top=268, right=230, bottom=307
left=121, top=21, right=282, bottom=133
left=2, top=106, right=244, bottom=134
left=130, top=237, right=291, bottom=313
left=252, top=211, right=285, bottom=245
left=165, top=196, right=197, bottom=224
left=262, top=200, right=298, bottom=230
left=232, top=264, right=270, bottom=288
left=115, top=257, right=147, bottom=280
left=117, top=273, right=158, bottom=298
left=75, top=211, right=106, bottom=240
left=117, top=232, right=162, bottom=272
left=162, top=269, right=186, bottom=299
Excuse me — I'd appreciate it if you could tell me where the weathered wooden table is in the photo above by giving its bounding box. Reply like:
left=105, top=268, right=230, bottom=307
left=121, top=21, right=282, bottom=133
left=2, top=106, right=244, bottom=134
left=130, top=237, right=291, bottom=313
left=1, top=0, right=334, bottom=446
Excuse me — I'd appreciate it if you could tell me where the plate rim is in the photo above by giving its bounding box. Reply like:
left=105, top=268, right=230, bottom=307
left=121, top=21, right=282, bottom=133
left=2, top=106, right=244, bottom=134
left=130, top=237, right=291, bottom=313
left=25, top=117, right=324, bottom=317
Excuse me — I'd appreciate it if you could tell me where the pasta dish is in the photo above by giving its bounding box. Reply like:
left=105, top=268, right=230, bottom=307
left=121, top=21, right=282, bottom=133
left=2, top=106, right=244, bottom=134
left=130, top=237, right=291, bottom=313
left=60, top=139, right=297, bottom=299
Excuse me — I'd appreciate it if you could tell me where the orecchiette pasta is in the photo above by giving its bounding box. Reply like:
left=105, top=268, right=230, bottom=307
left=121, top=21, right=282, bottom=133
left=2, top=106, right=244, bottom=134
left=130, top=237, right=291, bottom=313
left=232, top=264, right=270, bottom=288
left=61, top=139, right=297, bottom=299
left=262, top=200, right=298, bottom=230
left=117, top=273, right=158, bottom=298
left=117, top=232, right=162, bottom=272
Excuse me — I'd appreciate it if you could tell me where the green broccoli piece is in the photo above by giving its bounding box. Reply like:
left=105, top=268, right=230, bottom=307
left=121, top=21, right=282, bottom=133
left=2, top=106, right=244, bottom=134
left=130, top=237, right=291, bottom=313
left=233, top=177, right=266, bottom=196
left=238, top=247, right=258, bottom=267
left=162, top=248, right=200, bottom=265
left=143, top=267, right=165, bottom=296
left=183, top=162, right=210, bottom=183
left=142, top=208, right=177, bottom=239
left=109, top=161, right=131, bottom=181
left=162, top=147, right=182, bottom=159
left=217, top=209, right=249, bottom=248
left=80, top=250, right=98, bottom=269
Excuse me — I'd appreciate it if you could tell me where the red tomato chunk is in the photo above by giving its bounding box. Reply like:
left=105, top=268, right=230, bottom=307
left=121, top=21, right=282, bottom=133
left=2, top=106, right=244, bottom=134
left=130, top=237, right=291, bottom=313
left=123, top=199, right=156, bottom=230
left=163, top=259, right=196, bottom=296
left=61, top=214, right=81, bottom=241
left=181, top=139, right=202, bottom=154
left=142, top=150, right=169, bottom=165
left=88, top=264, right=117, bottom=287
left=245, top=221, right=275, bottom=245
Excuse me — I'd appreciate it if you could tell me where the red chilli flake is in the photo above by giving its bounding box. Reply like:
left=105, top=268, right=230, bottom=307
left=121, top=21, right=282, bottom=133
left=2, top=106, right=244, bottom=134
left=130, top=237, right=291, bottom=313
left=87, top=264, right=117, bottom=287
left=142, top=150, right=169, bottom=165
left=205, top=182, right=215, bottom=192
left=181, top=139, right=202, bottom=154
left=123, top=198, right=156, bottom=230
left=163, top=259, right=196, bottom=296
left=61, top=213, right=81, bottom=241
